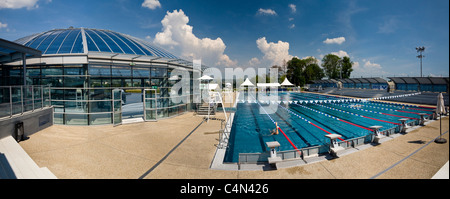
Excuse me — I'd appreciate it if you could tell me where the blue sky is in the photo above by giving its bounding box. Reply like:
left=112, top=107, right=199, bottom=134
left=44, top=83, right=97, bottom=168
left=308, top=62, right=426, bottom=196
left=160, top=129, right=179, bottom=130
left=0, top=0, right=448, bottom=78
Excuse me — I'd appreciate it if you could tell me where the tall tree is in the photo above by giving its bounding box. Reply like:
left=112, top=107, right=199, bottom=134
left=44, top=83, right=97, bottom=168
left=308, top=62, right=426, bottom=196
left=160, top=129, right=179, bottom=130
left=341, top=56, right=353, bottom=79
left=321, top=54, right=353, bottom=79
left=286, top=57, right=304, bottom=86
left=321, top=54, right=340, bottom=79
left=286, top=56, right=324, bottom=86
left=304, top=64, right=324, bottom=83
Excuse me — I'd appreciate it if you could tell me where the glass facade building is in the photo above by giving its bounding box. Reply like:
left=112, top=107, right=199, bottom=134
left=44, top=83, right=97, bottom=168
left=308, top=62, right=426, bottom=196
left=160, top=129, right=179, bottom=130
left=2, top=28, right=201, bottom=125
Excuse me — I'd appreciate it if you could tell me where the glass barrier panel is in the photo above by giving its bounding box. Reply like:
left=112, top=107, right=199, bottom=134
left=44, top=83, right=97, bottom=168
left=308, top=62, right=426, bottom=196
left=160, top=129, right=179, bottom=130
left=90, top=113, right=112, bottom=125
left=65, top=113, right=88, bottom=125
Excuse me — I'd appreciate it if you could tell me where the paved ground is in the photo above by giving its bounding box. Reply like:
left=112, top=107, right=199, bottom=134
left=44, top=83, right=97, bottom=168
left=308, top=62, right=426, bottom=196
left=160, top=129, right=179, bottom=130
left=19, top=108, right=448, bottom=179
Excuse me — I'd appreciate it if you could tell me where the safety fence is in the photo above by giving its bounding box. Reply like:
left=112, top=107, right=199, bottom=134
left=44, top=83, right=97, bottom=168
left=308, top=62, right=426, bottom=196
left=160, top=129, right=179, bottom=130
left=0, top=85, right=51, bottom=118
left=237, top=134, right=375, bottom=166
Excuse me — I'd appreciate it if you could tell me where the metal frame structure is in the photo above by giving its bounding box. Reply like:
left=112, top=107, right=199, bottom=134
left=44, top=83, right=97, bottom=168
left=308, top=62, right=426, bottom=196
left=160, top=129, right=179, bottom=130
left=1, top=28, right=206, bottom=125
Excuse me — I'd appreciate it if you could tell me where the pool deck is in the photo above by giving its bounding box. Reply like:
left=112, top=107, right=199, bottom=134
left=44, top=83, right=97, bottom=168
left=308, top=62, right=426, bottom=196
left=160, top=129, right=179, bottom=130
left=18, top=92, right=449, bottom=179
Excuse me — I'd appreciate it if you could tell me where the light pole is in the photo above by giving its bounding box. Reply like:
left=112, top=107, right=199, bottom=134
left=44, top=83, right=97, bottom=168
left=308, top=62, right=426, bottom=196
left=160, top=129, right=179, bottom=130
left=416, top=46, right=425, bottom=77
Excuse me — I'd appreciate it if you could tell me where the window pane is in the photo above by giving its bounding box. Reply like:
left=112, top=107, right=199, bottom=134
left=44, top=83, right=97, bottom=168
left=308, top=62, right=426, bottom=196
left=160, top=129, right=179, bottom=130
left=65, top=113, right=88, bottom=125
left=132, top=79, right=142, bottom=87
left=89, top=101, right=112, bottom=113
left=111, top=79, right=122, bottom=87
left=104, top=31, right=135, bottom=54
left=133, top=67, right=150, bottom=77
left=64, top=65, right=85, bottom=75
left=36, top=30, right=64, bottom=52
left=110, top=32, right=146, bottom=55
left=70, top=32, right=84, bottom=54
left=42, top=66, right=63, bottom=76
left=89, top=65, right=110, bottom=76
left=64, top=77, right=86, bottom=88
left=89, top=89, right=111, bottom=100
left=28, top=31, right=52, bottom=49
left=41, top=77, right=63, bottom=87
left=45, top=30, right=71, bottom=54
left=111, top=66, right=131, bottom=77
left=85, top=30, right=111, bottom=52
left=97, top=30, right=124, bottom=54
left=90, top=113, right=112, bottom=125
left=53, top=113, right=64, bottom=124
left=64, top=101, right=88, bottom=113
left=85, top=32, right=100, bottom=52
left=58, top=29, right=80, bottom=54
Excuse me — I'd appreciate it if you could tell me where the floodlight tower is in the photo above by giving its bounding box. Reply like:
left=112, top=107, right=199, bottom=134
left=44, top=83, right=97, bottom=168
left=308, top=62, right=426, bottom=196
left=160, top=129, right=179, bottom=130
left=416, top=46, right=425, bottom=77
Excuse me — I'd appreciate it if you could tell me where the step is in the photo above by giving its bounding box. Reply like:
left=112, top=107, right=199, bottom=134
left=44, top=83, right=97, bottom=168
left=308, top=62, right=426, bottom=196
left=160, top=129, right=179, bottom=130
left=0, top=136, right=57, bottom=179
left=40, top=167, right=58, bottom=179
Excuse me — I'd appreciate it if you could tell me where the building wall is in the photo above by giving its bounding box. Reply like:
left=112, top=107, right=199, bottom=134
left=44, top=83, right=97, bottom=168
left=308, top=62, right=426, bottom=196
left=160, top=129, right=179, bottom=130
left=1, top=55, right=198, bottom=125
left=0, top=107, right=53, bottom=140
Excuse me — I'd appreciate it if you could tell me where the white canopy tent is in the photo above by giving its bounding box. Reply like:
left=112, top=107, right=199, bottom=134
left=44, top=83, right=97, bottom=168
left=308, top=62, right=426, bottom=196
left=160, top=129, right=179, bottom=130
left=257, top=83, right=281, bottom=87
left=281, top=78, right=294, bottom=86
left=198, top=75, right=213, bottom=80
left=240, top=78, right=255, bottom=87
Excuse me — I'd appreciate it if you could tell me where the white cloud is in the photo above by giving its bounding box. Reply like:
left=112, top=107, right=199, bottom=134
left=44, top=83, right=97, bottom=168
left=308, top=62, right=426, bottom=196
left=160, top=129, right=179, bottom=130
left=352, top=61, right=360, bottom=70
left=323, top=37, right=346, bottom=45
left=153, top=9, right=237, bottom=67
left=0, top=0, right=39, bottom=9
left=141, top=0, right=161, bottom=10
left=0, top=21, right=7, bottom=29
left=289, top=4, right=296, bottom=13
left=248, top=57, right=260, bottom=66
left=257, top=8, right=277, bottom=16
left=363, top=60, right=381, bottom=69
left=331, top=50, right=349, bottom=58
left=351, top=60, right=386, bottom=77
left=378, top=17, right=399, bottom=34
left=289, top=24, right=295, bottom=29
left=256, top=37, right=293, bottom=66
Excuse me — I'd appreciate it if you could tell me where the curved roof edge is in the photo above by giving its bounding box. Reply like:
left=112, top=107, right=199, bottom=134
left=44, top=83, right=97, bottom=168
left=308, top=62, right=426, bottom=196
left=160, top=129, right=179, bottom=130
left=14, top=27, right=179, bottom=59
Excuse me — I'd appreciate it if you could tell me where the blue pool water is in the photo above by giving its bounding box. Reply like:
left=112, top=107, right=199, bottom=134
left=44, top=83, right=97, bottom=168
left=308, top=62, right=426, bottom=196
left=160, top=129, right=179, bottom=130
left=223, top=92, right=434, bottom=163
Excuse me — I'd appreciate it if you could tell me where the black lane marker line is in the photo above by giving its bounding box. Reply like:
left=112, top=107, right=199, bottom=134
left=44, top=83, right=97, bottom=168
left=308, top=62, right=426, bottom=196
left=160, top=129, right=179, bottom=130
left=138, top=119, right=205, bottom=179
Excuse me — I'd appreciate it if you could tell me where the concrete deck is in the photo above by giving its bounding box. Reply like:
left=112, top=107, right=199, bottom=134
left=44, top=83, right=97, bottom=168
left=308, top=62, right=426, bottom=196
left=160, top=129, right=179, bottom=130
left=18, top=109, right=448, bottom=179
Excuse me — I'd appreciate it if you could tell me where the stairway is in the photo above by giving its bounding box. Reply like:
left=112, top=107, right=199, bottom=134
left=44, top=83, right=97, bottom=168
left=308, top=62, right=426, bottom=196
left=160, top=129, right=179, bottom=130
left=197, top=103, right=216, bottom=116
left=0, top=136, right=57, bottom=179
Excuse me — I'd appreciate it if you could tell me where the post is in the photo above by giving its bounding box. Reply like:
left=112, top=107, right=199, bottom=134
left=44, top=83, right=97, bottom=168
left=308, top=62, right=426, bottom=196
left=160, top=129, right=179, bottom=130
left=435, top=113, right=447, bottom=144
left=22, top=53, right=27, bottom=87
left=20, top=86, right=23, bottom=114
left=416, top=46, right=425, bottom=77
left=9, top=86, right=12, bottom=117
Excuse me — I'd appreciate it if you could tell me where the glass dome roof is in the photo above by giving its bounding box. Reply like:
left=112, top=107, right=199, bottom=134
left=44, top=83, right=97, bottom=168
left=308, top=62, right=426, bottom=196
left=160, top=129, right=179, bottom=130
left=14, top=27, right=178, bottom=59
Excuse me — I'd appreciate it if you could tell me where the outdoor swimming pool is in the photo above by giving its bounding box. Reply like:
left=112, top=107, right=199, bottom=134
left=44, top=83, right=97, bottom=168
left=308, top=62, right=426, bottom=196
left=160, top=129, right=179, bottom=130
left=223, top=92, right=435, bottom=163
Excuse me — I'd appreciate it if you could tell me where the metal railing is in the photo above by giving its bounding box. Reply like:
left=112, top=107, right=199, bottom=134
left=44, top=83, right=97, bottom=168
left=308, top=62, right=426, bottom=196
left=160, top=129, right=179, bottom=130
left=238, top=134, right=373, bottom=165
left=0, top=85, right=51, bottom=118
left=48, top=87, right=192, bottom=125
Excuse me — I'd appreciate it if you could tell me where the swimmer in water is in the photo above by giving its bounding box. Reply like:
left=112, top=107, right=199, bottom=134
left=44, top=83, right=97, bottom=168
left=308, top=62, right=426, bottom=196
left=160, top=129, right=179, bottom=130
left=270, top=122, right=279, bottom=135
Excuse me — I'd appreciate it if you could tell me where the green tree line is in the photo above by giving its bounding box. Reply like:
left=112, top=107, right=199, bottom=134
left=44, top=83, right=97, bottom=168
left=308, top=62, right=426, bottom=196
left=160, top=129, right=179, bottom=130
left=280, top=54, right=354, bottom=87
